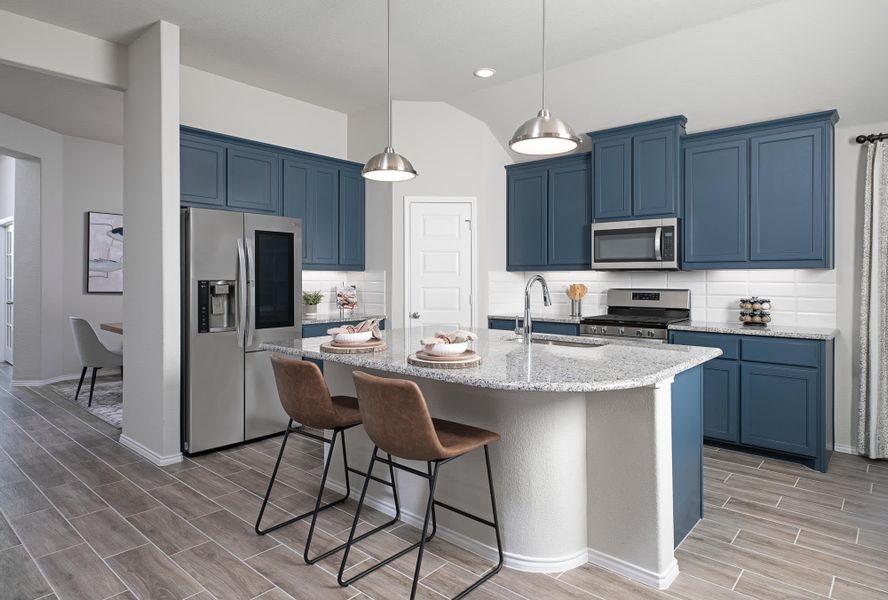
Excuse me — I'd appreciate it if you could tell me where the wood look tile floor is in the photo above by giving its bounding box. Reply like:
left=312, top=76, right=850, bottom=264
left=1, top=362, right=887, bottom=599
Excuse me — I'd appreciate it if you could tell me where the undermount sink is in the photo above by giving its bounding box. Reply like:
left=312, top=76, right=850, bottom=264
left=505, top=336, right=604, bottom=348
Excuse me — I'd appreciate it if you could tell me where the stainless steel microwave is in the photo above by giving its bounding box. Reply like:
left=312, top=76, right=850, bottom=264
left=590, top=218, right=679, bottom=270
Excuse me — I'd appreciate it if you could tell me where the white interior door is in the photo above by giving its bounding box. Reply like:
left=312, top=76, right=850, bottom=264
left=407, top=200, right=473, bottom=330
left=3, top=223, right=12, bottom=365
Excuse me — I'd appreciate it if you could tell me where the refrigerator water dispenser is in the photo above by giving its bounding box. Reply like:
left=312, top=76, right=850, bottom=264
left=198, top=279, right=236, bottom=333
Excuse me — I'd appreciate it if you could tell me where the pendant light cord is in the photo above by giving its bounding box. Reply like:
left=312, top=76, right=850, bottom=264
left=541, top=0, right=546, bottom=110
left=387, top=0, right=392, bottom=148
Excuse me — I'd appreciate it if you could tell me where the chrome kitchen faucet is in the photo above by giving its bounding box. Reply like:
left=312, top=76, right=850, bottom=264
left=518, top=274, right=552, bottom=344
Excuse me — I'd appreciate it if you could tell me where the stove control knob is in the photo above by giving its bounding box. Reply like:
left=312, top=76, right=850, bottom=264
left=601, top=326, right=608, bottom=334
left=617, top=327, right=625, bottom=335
left=635, top=329, right=643, bottom=337
left=646, top=330, right=655, bottom=338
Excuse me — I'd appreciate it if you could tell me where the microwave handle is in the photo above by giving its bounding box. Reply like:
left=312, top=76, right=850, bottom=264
left=654, top=227, right=663, bottom=261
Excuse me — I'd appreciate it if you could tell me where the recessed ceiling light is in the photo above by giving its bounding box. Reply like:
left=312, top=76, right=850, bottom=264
left=473, top=67, right=496, bottom=79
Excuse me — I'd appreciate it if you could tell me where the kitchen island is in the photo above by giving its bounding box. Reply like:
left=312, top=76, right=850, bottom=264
left=262, top=328, right=721, bottom=589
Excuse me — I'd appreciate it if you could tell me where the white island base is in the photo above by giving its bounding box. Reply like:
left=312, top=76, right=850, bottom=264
left=321, top=361, right=694, bottom=589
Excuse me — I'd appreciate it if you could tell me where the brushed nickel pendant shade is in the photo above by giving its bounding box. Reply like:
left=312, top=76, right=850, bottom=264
left=363, top=0, right=417, bottom=182
left=509, top=0, right=580, bottom=156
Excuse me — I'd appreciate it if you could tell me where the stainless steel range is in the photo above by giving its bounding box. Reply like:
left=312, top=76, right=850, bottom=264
left=580, top=288, right=690, bottom=341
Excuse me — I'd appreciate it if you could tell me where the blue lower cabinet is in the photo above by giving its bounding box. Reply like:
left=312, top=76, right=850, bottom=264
left=740, top=363, right=817, bottom=457
left=669, top=330, right=832, bottom=472
left=487, top=319, right=580, bottom=336
left=671, top=366, right=703, bottom=546
left=702, top=359, right=740, bottom=443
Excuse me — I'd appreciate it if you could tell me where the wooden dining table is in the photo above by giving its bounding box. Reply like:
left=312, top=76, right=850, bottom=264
left=100, top=322, right=123, bottom=335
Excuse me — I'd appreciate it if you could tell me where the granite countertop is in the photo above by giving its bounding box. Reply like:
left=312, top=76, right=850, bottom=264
left=302, top=313, right=386, bottom=325
left=669, top=321, right=836, bottom=341
left=262, top=328, right=721, bottom=393
left=488, top=313, right=583, bottom=324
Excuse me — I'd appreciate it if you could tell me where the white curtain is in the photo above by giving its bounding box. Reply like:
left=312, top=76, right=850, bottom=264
left=858, top=141, right=888, bottom=459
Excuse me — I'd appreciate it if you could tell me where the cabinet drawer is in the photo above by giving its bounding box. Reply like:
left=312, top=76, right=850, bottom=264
left=670, top=331, right=739, bottom=360
left=741, top=337, right=819, bottom=368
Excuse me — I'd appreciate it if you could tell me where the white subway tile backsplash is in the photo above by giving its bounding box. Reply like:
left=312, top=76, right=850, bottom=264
left=302, top=270, right=386, bottom=317
left=490, top=267, right=836, bottom=329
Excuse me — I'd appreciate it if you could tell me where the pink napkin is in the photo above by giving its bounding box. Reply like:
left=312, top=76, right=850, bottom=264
left=420, top=330, right=477, bottom=349
left=328, top=318, right=383, bottom=339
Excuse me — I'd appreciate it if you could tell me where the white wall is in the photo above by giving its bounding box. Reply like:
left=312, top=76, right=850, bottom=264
left=0, top=154, right=13, bottom=219
left=0, top=111, right=65, bottom=383
left=348, top=101, right=509, bottom=328
left=180, top=65, right=348, bottom=159
left=62, top=136, right=124, bottom=373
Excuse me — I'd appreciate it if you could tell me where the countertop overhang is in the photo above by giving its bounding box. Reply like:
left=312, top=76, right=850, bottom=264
left=262, top=328, right=721, bottom=393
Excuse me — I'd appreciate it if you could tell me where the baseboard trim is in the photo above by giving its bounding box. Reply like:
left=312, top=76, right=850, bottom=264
left=325, top=480, right=673, bottom=585
left=11, top=373, right=83, bottom=386
left=119, top=434, right=183, bottom=466
left=586, top=546, right=679, bottom=590
left=834, top=443, right=856, bottom=455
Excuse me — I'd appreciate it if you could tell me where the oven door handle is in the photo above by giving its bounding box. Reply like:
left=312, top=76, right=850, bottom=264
left=653, top=226, right=663, bottom=261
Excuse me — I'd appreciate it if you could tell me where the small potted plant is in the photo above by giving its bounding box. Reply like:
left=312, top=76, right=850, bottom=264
left=302, top=290, right=324, bottom=316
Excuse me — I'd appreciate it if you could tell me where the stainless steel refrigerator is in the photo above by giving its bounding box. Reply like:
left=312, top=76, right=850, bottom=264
left=181, top=207, right=302, bottom=454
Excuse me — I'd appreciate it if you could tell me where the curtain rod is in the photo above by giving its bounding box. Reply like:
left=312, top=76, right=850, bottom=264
left=856, top=133, right=888, bottom=144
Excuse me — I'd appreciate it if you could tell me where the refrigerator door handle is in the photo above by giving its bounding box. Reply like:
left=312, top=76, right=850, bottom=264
left=236, top=237, right=248, bottom=348
left=245, top=237, right=256, bottom=348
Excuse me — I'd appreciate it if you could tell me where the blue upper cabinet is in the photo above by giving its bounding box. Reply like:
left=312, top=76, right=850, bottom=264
left=682, top=111, right=837, bottom=270
left=590, top=116, right=686, bottom=222
left=633, top=126, right=679, bottom=217
left=338, top=167, right=366, bottom=270
left=750, top=127, right=825, bottom=263
left=593, top=136, right=632, bottom=220
left=282, top=158, right=310, bottom=260
left=507, top=165, right=549, bottom=269
left=506, top=153, right=592, bottom=271
left=180, top=135, right=226, bottom=207
left=307, top=161, right=339, bottom=266
left=226, top=143, right=280, bottom=214
left=548, top=157, right=591, bottom=268
left=683, top=138, right=749, bottom=264
left=181, top=127, right=366, bottom=271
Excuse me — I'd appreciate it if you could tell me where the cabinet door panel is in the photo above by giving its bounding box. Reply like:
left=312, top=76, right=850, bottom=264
left=702, top=359, right=740, bottom=443
left=593, top=136, right=632, bottom=220
left=282, top=158, right=310, bottom=262
left=741, top=363, right=817, bottom=456
left=750, top=127, right=824, bottom=261
left=180, top=136, right=226, bottom=207
left=507, top=168, right=548, bottom=268
left=338, top=168, right=365, bottom=269
left=227, top=145, right=280, bottom=214
left=633, top=127, right=677, bottom=217
left=684, top=139, right=748, bottom=263
left=547, top=160, right=591, bottom=267
left=308, top=163, right=340, bottom=265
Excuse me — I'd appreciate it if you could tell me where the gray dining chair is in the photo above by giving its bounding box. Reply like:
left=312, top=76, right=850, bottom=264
left=69, top=317, right=123, bottom=407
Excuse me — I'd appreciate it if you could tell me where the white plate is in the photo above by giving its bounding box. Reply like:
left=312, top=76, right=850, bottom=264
left=334, top=331, right=373, bottom=344
left=425, top=342, right=468, bottom=356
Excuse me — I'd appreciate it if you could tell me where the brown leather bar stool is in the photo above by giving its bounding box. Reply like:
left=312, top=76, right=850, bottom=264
left=338, top=370, right=504, bottom=600
left=255, top=355, right=401, bottom=564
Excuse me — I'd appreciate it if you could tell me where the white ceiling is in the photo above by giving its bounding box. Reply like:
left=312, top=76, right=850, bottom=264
left=0, top=0, right=780, bottom=115
left=0, top=62, right=123, bottom=143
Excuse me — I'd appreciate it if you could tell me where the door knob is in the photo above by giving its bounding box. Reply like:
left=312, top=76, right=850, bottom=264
left=410, top=312, right=420, bottom=319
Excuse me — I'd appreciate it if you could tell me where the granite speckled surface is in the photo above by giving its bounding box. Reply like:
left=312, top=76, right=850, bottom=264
left=669, top=321, right=836, bottom=340
left=262, top=328, right=721, bottom=393
left=488, top=313, right=583, bottom=324
left=301, top=313, right=386, bottom=325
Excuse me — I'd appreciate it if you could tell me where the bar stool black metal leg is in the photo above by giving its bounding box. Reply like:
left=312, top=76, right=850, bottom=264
left=410, top=461, right=441, bottom=599
left=255, top=421, right=349, bottom=536
left=338, top=446, right=378, bottom=585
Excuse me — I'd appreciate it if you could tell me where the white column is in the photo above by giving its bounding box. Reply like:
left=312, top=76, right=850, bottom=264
left=120, top=21, right=181, bottom=465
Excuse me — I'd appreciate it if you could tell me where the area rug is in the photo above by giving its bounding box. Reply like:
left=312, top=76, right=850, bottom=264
left=49, top=375, right=123, bottom=429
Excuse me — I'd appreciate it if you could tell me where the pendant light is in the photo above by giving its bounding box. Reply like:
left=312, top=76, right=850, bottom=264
left=363, top=0, right=417, bottom=182
left=509, top=0, right=580, bottom=155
